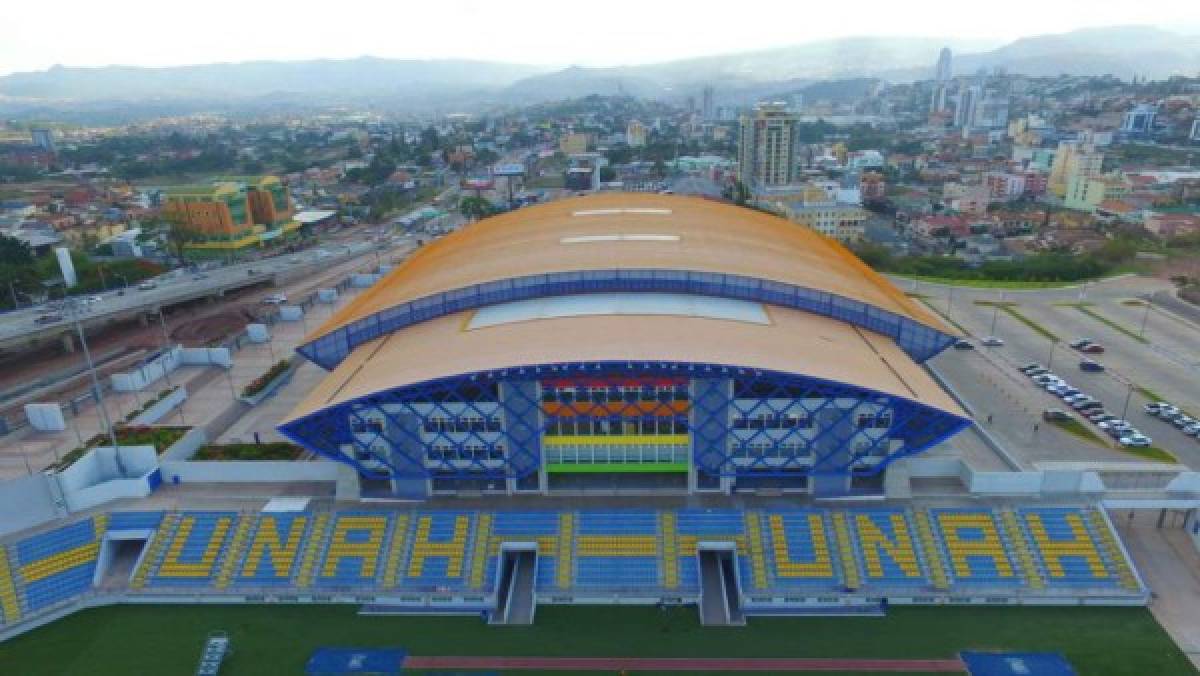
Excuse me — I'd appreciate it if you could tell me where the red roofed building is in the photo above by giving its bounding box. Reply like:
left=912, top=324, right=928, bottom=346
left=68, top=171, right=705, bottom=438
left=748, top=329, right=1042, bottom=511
left=1144, top=211, right=1200, bottom=238
left=912, top=214, right=970, bottom=238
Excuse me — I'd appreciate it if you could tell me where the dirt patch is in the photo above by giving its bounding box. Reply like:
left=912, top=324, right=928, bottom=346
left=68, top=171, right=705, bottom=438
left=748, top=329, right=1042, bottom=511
left=169, top=305, right=266, bottom=346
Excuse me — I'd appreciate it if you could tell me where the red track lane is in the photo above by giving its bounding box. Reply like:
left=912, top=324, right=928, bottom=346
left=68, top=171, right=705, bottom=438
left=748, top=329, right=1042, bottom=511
left=403, top=655, right=966, bottom=672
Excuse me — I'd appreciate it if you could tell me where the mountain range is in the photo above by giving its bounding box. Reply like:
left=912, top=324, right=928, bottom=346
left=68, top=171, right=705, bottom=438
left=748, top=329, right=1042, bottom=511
left=1, top=26, right=1197, bottom=113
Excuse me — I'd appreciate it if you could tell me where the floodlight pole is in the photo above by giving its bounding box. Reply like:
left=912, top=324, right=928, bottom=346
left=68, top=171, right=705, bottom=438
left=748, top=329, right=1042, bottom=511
left=70, top=301, right=125, bottom=474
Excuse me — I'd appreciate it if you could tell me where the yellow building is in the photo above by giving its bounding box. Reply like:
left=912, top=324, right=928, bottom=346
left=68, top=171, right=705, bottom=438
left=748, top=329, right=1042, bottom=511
left=162, top=175, right=298, bottom=257
left=625, top=120, right=647, bottom=147
left=1064, top=173, right=1131, bottom=213
left=1048, top=141, right=1103, bottom=198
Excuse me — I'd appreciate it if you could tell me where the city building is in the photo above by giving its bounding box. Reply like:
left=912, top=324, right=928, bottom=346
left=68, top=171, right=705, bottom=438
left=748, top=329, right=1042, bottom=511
left=1190, top=117, right=1200, bottom=142
left=1064, top=173, right=1131, bottom=213
left=1048, top=141, right=1104, bottom=198
left=1120, top=103, right=1158, bottom=136
left=935, top=47, right=952, bottom=82
left=860, top=172, right=886, bottom=201
left=1143, top=210, right=1200, bottom=238
left=953, top=87, right=980, bottom=128
left=777, top=185, right=868, bottom=242
left=943, top=183, right=991, bottom=216
left=30, top=129, right=56, bottom=153
left=282, top=194, right=963, bottom=499
left=625, top=120, right=647, bottom=148
left=701, top=86, right=714, bottom=120
left=161, top=175, right=298, bottom=257
left=984, top=172, right=1026, bottom=199
left=737, top=102, right=799, bottom=189
left=559, top=133, right=589, bottom=155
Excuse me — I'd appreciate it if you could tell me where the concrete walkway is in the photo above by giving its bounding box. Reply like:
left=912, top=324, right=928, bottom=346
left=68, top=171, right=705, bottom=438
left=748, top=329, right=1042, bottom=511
left=1115, top=510, right=1200, bottom=670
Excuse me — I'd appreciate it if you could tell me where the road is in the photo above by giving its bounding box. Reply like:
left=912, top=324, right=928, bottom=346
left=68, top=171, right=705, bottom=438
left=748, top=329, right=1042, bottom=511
left=0, top=241, right=379, bottom=344
left=904, top=275, right=1200, bottom=468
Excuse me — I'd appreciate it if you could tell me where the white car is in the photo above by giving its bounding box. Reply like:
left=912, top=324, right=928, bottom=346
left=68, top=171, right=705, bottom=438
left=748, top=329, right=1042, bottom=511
left=262, top=293, right=288, bottom=305
left=981, top=336, right=1005, bottom=347
left=1119, top=434, right=1152, bottom=448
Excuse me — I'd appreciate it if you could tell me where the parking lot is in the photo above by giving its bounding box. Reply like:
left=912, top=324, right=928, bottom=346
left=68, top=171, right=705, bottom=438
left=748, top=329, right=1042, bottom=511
left=909, top=275, right=1200, bottom=469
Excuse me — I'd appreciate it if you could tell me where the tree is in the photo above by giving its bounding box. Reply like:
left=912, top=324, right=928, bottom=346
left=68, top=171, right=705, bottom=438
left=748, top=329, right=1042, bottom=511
left=0, top=233, right=33, bottom=266
left=459, top=196, right=494, bottom=222
left=157, top=213, right=203, bottom=263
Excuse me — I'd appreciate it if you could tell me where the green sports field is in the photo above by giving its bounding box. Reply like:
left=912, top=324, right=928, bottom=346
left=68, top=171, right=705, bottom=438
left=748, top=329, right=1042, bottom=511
left=0, top=604, right=1194, bottom=675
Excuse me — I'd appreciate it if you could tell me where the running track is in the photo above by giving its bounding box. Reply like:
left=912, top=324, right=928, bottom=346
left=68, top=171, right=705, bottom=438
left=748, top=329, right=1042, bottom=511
left=404, top=655, right=966, bottom=672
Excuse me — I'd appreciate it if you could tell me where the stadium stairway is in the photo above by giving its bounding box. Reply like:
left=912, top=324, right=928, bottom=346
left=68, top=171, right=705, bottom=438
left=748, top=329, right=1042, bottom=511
left=295, top=512, right=332, bottom=588
left=1084, top=509, right=1142, bottom=591
left=1000, top=510, right=1045, bottom=591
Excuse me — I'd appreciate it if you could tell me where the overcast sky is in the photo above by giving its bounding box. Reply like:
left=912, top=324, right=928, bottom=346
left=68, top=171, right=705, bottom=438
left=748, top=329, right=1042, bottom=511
left=2, top=0, right=1197, bottom=76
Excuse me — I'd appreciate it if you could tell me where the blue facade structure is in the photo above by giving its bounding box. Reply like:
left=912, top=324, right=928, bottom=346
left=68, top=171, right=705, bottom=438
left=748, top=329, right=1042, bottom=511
left=279, top=361, right=969, bottom=490
left=295, top=269, right=955, bottom=370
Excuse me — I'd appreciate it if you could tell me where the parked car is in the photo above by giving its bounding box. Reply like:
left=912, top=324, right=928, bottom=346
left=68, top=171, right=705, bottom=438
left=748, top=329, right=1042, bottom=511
left=1079, top=344, right=1105, bottom=354
left=1183, top=423, right=1200, bottom=437
left=953, top=339, right=974, bottom=350
left=982, top=336, right=1004, bottom=347
left=1079, top=360, right=1105, bottom=372
left=1172, top=416, right=1196, bottom=430
left=1019, top=363, right=1043, bottom=373
left=262, top=293, right=288, bottom=305
left=1119, top=434, right=1152, bottom=448
left=1069, top=339, right=1092, bottom=349
left=1088, top=412, right=1116, bottom=423
left=1025, top=367, right=1050, bottom=377
left=137, top=281, right=157, bottom=290
left=1042, top=409, right=1072, bottom=422
left=34, top=313, right=63, bottom=325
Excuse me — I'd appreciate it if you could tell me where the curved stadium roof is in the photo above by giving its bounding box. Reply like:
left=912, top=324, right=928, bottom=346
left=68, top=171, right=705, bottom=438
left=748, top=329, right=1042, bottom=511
left=297, top=193, right=956, bottom=371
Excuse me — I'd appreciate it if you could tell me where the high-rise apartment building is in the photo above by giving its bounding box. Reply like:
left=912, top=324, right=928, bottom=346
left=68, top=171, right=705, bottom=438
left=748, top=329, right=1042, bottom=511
left=701, top=86, right=715, bottom=120
left=737, top=102, right=799, bottom=189
left=625, top=120, right=647, bottom=147
left=935, top=47, right=953, bottom=82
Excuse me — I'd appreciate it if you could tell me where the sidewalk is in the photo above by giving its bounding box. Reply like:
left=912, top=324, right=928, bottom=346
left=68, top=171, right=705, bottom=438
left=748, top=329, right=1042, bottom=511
left=0, top=285, right=365, bottom=478
left=1115, top=510, right=1200, bottom=671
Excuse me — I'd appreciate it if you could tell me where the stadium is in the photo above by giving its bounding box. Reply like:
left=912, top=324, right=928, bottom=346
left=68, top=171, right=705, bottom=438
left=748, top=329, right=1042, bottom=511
left=282, top=193, right=969, bottom=497
left=0, top=195, right=1173, bottom=673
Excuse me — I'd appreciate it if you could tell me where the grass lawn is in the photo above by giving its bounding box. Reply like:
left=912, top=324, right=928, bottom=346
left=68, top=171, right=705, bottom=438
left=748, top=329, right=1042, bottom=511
left=0, top=604, right=1193, bottom=675
left=971, top=302, right=1060, bottom=342
left=1047, top=417, right=1106, bottom=445
left=1062, top=303, right=1150, bottom=344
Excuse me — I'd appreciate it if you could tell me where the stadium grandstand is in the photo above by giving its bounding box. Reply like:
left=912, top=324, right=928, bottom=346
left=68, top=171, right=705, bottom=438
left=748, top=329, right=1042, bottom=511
left=0, top=505, right=1147, bottom=634
left=281, top=193, right=970, bottom=498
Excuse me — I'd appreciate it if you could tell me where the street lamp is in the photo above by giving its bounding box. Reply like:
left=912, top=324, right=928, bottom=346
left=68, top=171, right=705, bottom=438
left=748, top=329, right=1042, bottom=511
left=1138, top=300, right=1152, bottom=339
left=64, top=299, right=126, bottom=475
left=988, top=290, right=1004, bottom=338
left=1120, top=382, right=1135, bottom=421
left=1046, top=339, right=1060, bottom=370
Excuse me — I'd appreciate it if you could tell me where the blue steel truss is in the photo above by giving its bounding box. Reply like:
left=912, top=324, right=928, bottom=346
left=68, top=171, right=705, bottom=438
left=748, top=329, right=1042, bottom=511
left=278, top=362, right=969, bottom=483
left=296, top=269, right=956, bottom=370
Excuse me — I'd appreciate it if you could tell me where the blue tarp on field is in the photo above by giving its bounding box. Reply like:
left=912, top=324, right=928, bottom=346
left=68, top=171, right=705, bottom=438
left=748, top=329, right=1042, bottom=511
left=305, top=648, right=406, bottom=674
left=962, top=652, right=1076, bottom=676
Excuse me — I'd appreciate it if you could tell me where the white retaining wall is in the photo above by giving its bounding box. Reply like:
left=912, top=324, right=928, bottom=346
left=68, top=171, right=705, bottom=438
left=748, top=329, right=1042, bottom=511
left=128, top=387, right=188, bottom=426
left=278, top=305, right=304, bottom=321
left=55, top=445, right=159, bottom=512
left=111, top=347, right=182, bottom=392
left=24, top=403, right=66, bottom=432
left=159, top=459, right=339, bottom=483
left=160, top=427, right=208, bottom=461
left=179, top=347, right=232, bottom=368
left=0, top=474, right=62, bottom=536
